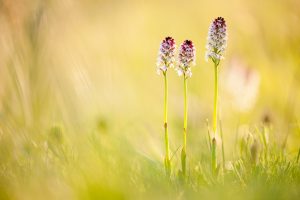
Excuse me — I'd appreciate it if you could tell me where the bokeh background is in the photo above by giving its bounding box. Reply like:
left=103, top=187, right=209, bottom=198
left=0, top=0, right=300, bottom=199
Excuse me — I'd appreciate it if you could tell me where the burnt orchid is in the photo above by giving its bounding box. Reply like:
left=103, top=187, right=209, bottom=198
left=176, top=40, right=196, bottom=78
left=206, top=17, right=228, bottom=174
left=157, top=37, right=176, bottom=75
left=205, top=17, right=228, bottom=63
left=177, top=40, right=196, bottom=178
left=157, top=36, right=176, bottom=177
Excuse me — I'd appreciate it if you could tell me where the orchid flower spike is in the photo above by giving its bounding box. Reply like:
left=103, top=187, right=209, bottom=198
left=156, top=36, right=176, bottom=75
left=176, top=40, right=196, bottom=78
left=205, top=17, right=228, bottom=64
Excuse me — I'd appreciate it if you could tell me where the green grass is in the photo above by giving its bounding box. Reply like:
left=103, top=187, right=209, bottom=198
left=0, top=120, right=299, bottom=200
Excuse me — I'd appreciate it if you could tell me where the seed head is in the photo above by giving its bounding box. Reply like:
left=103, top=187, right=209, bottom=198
left=176, top=40, right=196, bottom=78
left=156, top=36, right=176, bottom=75
left=205, top=17, right=228, bottom=63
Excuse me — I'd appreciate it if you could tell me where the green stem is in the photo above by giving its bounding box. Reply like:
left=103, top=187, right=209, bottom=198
left=163, top=73, right=171, bottom=177
left=211, top=138, right=217, bottom=174
left=181, top=74, right=188, bottom=176
left=220, top=120, right=225, bottom=170
left=212, top=62, right=219, bottom=174
left=213, top=63, right=219, bottom=135
left=184, top=75, right=188, bottom=153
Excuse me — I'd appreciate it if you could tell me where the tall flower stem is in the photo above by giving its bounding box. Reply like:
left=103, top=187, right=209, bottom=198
left=181, top=74, right=188, bottom=177
left=212, top=62, right=219, bottom=174
left=213, top=62, right=219, bottom=135
left=163, top=73, right=171, bottom=177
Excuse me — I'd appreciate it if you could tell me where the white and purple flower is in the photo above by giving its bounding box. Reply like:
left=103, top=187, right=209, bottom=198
left=156, top=37, right=176, bottom=75
left=205, top=17, right=228, bottom=63
left=176, top=40, right=196, bottom=78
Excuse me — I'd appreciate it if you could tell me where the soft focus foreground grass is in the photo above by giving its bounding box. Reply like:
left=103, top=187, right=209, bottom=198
left=0, top=0, right=300, bottom=199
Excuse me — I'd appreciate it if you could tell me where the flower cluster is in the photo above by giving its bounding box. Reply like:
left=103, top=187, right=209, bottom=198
left=205, top=17, right=227, bottom=63
left=156, top=37, right=176, bottom=75
left=176, top=40, right=196, bottom=78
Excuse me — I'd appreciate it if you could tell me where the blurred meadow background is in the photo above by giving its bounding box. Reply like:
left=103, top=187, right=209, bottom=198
left=0, top=0, right=300, bottom=199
